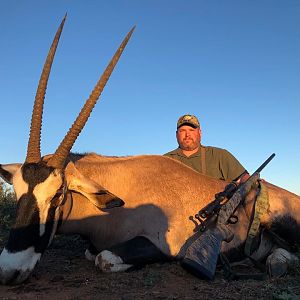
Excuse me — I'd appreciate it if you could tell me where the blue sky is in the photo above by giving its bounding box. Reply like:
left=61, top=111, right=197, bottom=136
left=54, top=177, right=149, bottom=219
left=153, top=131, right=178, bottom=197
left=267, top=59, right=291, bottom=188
left=0, top=1, right=299, bottom=195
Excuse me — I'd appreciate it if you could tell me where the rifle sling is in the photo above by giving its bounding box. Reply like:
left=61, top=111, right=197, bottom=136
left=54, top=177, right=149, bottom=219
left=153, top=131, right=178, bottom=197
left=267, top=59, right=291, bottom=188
left=201, top=146, right=206, bottom=175
left=219, top=182, right=270, bottom=280
left=244, top=181, right=270, bottom=257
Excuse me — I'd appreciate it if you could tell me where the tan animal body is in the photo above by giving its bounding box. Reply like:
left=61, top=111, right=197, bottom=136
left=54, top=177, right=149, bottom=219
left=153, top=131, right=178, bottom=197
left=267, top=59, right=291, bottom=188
left=0, top=17, right=299, bottom=285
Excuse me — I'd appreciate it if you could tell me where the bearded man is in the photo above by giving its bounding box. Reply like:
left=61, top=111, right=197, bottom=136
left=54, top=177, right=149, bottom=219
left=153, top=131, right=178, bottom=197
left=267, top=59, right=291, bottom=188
left=164, top=114, right=248, bottom=182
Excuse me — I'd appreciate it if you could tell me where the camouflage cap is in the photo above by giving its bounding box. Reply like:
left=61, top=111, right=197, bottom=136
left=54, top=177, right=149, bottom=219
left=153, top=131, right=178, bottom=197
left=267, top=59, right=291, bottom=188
left=177, top=114, right=200, bottom=129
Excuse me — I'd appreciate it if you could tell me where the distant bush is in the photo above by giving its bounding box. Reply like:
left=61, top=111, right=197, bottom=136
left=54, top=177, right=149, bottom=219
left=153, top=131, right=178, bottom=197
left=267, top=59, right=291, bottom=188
left=0, top=181, right=16, bottom=246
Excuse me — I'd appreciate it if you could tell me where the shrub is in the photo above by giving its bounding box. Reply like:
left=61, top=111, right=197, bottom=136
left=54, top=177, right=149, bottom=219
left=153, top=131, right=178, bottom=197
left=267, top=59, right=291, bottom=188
left=0, top=181, right=16, bottom=246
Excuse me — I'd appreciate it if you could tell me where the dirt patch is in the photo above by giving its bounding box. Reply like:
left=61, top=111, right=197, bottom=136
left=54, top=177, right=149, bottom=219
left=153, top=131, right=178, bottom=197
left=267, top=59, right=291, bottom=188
left=0, top=235, right=299, bottom=300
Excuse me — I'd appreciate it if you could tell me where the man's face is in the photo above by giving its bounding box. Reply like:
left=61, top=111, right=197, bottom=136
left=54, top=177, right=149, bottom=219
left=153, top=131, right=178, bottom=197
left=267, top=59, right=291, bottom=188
left=176, top=125, right=201, bottom=151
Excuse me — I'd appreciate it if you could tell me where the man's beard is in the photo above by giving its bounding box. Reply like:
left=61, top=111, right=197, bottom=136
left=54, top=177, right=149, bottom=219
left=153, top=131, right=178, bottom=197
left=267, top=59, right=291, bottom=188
left=179, top=139, right=199, bottom=151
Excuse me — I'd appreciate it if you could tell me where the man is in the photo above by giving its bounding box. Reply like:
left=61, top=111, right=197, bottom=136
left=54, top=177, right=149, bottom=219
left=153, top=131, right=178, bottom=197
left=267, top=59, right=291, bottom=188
left=164, top=114, right=248, bottom=182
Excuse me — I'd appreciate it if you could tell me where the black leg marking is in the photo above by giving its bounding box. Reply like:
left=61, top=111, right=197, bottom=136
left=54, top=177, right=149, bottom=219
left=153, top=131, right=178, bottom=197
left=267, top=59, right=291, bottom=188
left=87, top=242, right=99, bottom=256
left=108, top=236, right=171, bottom=268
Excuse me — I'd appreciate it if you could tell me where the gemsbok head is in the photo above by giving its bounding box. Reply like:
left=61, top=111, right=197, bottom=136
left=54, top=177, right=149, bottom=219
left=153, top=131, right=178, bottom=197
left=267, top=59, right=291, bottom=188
left=0, top=15, right=134, bottom=284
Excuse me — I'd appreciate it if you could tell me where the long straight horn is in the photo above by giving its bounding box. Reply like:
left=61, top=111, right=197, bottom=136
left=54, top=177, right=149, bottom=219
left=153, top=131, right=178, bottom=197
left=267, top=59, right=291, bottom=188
left=25, top=15, right=67, bottom=163
left=47, top=26, right=135, bottom=169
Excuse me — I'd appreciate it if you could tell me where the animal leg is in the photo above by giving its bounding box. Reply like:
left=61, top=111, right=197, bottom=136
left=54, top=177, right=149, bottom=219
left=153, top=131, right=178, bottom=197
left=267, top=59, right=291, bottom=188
left=95, top=250, right=133, bottom=272
left=95, top=236, right=169, bottom=272
left=85, top=243, right=98, bottom=262
left=266, top=248, right=299, bottom=278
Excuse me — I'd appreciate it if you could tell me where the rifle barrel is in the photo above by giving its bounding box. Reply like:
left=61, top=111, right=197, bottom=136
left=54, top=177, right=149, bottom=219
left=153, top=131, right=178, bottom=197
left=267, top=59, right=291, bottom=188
left=254, top=153, right=275, bottom=174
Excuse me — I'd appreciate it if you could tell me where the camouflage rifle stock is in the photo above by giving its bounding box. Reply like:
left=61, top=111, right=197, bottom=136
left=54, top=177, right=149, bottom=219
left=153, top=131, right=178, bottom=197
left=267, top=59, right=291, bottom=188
left=181, top=153, right=275, bottom=280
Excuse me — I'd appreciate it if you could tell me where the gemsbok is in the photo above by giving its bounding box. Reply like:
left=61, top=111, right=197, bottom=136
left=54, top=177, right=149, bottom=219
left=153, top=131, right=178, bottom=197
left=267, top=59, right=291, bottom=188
left=0, top=16, right=299, bottom=285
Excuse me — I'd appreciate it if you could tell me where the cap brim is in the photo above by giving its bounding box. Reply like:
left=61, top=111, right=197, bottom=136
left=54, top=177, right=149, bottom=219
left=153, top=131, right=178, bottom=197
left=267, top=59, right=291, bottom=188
left=177, top=122, right=199, bottom=129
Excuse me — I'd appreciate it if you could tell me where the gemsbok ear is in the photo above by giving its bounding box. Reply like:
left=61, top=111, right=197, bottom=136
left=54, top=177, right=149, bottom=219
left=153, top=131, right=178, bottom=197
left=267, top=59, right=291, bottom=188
left=0, top=163, right=22, bottom=184
left=65, top=162, right=124, bottom=209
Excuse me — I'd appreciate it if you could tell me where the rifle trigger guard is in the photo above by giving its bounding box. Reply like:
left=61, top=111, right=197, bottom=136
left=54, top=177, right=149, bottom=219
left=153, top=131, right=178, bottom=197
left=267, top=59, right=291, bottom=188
left=228, top=215, right=238, bottom=224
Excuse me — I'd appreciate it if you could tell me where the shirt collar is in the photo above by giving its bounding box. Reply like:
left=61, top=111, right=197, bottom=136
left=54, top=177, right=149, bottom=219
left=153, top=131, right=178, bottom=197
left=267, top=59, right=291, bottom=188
left=175, top=146, right=202, bottom=158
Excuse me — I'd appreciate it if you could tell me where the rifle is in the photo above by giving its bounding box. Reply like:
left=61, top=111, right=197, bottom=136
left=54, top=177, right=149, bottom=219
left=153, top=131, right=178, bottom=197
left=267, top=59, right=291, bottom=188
left=181, top=153, right=275, bottom=280
left=194, top=170, right=248, bottom=232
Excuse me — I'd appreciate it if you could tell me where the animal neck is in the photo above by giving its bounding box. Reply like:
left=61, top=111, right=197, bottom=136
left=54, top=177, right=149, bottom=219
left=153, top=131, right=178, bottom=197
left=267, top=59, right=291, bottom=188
left=57, top=191, right=104, bottom=236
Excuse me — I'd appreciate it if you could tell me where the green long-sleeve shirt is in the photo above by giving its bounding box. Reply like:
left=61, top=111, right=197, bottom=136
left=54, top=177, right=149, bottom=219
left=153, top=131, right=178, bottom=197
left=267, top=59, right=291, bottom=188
left=164, top=145, right=246, bottom=181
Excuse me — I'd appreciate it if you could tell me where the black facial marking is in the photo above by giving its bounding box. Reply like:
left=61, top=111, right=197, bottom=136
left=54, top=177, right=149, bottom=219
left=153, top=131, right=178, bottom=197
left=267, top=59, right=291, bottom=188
left=35, top=204, right=57, bottom=253
left=6, top=194, right=40, bottom=252
left=5, top=162, right=61, bottom=253
left=21, top=162, right=55, bottom=188
left=6, top=194, right=60, bottom=253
